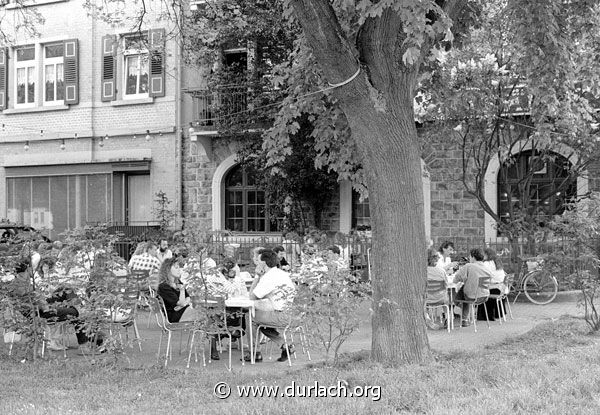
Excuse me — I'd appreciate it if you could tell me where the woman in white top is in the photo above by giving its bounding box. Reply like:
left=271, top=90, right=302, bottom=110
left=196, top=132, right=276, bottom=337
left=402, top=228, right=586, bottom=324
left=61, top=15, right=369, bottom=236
left=478, top=248, right=507, bottom=321
left=483, top=248, right=507, bottom=288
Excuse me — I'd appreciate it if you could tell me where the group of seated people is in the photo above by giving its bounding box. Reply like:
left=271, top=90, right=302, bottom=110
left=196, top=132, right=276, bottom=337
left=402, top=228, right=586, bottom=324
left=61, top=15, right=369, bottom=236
left=5, top=234, right=340, bottom=361
left=5, top=238, right=177, bottom=352
left=156, top=246, right=297, bottom=363
left=427, top=241, right=508, bottom=328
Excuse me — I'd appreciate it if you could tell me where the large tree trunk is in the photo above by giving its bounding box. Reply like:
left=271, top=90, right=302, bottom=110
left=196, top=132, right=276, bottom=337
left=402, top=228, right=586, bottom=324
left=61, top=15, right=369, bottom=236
left=290, top=1, right=431, bottom=364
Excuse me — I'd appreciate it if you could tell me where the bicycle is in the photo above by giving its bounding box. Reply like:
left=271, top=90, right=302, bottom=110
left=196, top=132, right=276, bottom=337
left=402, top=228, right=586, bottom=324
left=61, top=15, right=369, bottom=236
left=507, top=257, right=558, bottom=305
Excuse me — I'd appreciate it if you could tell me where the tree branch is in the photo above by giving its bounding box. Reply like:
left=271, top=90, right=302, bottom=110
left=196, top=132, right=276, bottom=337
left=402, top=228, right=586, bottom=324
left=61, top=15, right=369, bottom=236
left=288, top=0, right=358, bottom=87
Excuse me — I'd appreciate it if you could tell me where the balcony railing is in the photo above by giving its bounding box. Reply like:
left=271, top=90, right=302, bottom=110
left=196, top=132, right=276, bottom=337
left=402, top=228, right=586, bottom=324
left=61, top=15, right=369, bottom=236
left=189, top=85, right=248, bottom=128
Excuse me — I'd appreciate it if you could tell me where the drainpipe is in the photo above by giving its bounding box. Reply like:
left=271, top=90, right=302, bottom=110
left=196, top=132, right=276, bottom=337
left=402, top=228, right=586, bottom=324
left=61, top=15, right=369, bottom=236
left=174, top=9, right=183, bottom=230
left=90, top=1, right=97, bottom=160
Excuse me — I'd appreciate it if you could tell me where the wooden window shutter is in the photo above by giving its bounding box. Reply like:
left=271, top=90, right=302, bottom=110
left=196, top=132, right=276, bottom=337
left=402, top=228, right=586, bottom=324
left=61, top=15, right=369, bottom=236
left=0, top=48, right=7, bottom=111
left=63, top=39, right=79, bottom=105
left=148, top=28, right=165, bottom=98
left=101, top=34, right=117, bottom=101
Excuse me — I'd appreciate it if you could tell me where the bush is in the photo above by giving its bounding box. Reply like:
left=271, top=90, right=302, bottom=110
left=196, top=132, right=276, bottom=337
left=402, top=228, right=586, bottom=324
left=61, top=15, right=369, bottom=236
left=547, top=193, right=600, bottom=331
left=291, top=250, right=370, bottom=364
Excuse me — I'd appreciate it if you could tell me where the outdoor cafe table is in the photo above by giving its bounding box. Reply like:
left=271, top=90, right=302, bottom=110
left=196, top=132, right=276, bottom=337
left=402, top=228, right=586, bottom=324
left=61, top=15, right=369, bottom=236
left=225, top=297, right=256, bottom=365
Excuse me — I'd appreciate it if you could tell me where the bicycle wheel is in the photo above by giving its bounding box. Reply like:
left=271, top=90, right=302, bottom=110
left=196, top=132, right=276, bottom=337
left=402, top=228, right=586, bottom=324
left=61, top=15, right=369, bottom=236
left=523, top=270, right=558, bottom=305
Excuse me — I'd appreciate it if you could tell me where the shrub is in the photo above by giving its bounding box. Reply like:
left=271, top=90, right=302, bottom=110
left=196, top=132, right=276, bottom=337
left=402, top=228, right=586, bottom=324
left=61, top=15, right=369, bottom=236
left=547, top=193, right=600, bottom=331
left=291, top=250, right=370, bottom=364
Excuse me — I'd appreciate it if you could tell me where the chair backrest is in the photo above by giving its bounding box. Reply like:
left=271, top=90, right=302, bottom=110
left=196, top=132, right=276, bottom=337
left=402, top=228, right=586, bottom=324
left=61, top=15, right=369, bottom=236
left=152, top=296, right=169, bottom=328
left=473, top=276, right=491, bottom=304
left=426, top=279, right=445, bottom=295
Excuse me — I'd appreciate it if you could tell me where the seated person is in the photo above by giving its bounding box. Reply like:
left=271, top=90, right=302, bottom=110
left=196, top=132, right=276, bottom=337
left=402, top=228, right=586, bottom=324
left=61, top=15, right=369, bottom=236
left=273, top=245, right=290, bottom=270
left=436, top=241, right=458, bottom=274
left=157, top=258, right=192, bottom=323
left=128, top=242, right=147, bottom=268
left=477, top=247, right=508, bottom=321
left=326, top=245, right=349, bottom=270
left=205, top=257, right=247, bottom=346
left=129, top=242, right=162, bottom=289
left=157, top=257, right=222, bottom=360
left=452, top=248, right=492, bottom=327
left=251, top=246, right=269, bottom=277
left=249, top=250, right=297, bottom=363
left=206, top=257, right=247, bottom=299
left=426, top=250, right=449, bottom=304
left=425, top=249, right=450, bottom=329
left=35, top=257, right=90, bottom=350
left=179, top=245, right=217, bottom=284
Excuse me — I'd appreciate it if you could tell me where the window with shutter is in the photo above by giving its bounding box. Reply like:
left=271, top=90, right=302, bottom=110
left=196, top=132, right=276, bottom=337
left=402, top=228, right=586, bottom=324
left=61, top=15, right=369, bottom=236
left=0, top=48, right=7, bottom=111
left=43, top=43, right=64, bottom=106
left=122, top=33, right=149, bottom=99
left=63, top=39, right=78, bottom=105
left=101, top=35, right=117, bottom=101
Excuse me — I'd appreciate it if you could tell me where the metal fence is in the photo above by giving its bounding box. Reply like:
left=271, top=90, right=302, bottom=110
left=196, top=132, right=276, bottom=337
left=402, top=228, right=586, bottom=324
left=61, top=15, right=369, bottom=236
left=433, top=236, right=599, bottom=282
left=190, top=85, right=248, bottom=126
left=205, top=234, right=372, bottom=277
left=112, top=232, right=372, bottom=277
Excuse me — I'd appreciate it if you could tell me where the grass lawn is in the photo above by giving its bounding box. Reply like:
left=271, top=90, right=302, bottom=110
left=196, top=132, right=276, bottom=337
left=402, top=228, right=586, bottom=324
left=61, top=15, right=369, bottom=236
left=1, top=317, right=599, bottom=414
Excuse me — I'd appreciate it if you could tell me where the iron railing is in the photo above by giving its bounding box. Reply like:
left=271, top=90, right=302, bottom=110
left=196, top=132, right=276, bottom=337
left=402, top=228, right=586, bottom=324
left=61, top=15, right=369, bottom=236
left=189, top=85, right=248, bottom=127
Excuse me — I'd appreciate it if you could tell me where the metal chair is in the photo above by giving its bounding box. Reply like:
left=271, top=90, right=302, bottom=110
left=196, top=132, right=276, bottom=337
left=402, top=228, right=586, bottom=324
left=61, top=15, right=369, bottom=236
left=186, top=296, right=233, bottom=370
left=41, top=320, right=71, bottom=358
left=152, top=296, right=195, bottom=367
left=127, top=270, right=154, bottom=328
left=107, top=286, right=143, bottom=352
left=488, top=273, right=514, bottom=323
left=254, top=321, right=311, bottom=367
left=425, top=279, right=452, bottom=332
left=454, top=276, right=491, bottom=332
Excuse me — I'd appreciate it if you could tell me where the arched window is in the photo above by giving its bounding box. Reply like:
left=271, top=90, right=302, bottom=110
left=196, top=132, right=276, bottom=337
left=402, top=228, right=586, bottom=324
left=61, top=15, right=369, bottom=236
left=224, top=164, right=277, bottom=233
left=497, top=150, right=576, bottom=230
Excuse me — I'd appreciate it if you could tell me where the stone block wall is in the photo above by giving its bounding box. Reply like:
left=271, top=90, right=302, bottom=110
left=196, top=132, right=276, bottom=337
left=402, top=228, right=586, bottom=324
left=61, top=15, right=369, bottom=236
left=425, top=137, right=485, bottom=248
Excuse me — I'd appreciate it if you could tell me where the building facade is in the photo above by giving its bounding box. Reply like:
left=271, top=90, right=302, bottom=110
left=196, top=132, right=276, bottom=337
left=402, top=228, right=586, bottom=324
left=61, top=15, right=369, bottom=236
left=0, top=1, right=597, bottom=249
left=0, top=0, right=185, bottom=239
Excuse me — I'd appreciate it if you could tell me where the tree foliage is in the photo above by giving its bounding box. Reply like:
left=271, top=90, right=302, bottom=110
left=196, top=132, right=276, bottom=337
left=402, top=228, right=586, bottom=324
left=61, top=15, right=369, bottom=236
left=420, top=0, right=600, bottom=242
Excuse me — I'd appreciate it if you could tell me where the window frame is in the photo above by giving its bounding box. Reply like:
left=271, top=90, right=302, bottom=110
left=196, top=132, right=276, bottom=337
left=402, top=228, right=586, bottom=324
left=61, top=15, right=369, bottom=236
left=351, top=189, right=371, bottom=231
left=224, top=164, right=277, bottom=233
left=14, top=45, right=37, bottom=108
left=121, top=33, right=149, bottom=100
left=496, top=149, right=576, bottom=235
left=42, top=43, right=65, bottom=106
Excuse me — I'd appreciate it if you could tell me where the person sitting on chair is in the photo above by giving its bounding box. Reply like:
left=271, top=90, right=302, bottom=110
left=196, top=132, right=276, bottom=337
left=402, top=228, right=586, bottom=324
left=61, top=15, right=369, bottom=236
left=158, top=257, right=224, bottom=360
left=436, top=241, right=458, bottom=274
left=477, top=248, right=507, bottom=321
left=273, top=245, right=290, bottom=270
left=426, top=249, right=450, bottom=329
left=35, top=257, right=92, bottom=351
left=427, top=249, right=449, bottom=304
left=205, top=257, right=248, bottom=352
left=248, top=250, right=296, bottom=362
left=452, top=248, right=492, bottom=327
